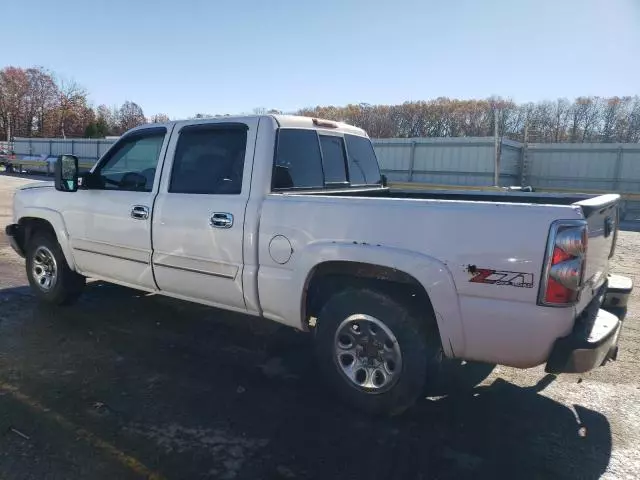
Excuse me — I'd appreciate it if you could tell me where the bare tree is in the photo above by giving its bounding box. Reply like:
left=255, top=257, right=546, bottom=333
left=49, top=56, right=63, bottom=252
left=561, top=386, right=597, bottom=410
left=624, top=96, right=640, bottom=142
left=582, top=97, right=603, bottom=142
left=6, top=64, right=640, bottom=144
left=56, top=78, right=88, bottom=138
left=296, top=96, right=638, bottom=143
left=568, top=97, right=602, bottom=143
left=25, top=67, right=58, bottom=136
left=119, top=101, right=146, bottom=132
left=150, top=113, right=170, bottom=123
left=602, top=97, right=623, bottom=142
left=525, top=101, right=555, bottom=142
left=552, top=99, right=571, bottom=142
left=0, top=67, right=29, bottom=139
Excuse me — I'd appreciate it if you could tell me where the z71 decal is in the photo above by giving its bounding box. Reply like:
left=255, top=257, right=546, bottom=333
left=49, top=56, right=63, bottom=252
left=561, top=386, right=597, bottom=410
left=467, top=266, right=534, bottom=288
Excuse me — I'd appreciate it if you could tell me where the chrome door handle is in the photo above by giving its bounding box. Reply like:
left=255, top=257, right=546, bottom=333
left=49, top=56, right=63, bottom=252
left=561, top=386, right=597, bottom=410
left=131, top=205, right=149, bottom=220
left=210, top=212, right=233, bottom=229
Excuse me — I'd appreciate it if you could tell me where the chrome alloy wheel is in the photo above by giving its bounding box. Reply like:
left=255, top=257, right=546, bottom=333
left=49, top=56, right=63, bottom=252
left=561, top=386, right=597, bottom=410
left=32, top=246, right=58, bottom=291
left=334, top=314, right=403, bottom=393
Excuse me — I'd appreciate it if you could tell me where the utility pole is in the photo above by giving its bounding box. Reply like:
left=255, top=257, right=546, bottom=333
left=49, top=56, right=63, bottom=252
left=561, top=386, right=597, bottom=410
left=493, top=108, right=500, bottom=186
left=520, top=115, right=529, bottom=187
left=6, top=113, right=10, bottom=151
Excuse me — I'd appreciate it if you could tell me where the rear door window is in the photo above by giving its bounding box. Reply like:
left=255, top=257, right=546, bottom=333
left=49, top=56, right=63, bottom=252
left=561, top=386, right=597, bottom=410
left=169, top=124, right=247, bottom=195
left=273, top=129, right=324, bottom=190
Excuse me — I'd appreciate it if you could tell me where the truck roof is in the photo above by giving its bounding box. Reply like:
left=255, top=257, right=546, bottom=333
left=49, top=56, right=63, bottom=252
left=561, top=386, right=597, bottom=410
left=127, top=114, right=367, bottom=137
left=271, top=115, right=367, bottom=135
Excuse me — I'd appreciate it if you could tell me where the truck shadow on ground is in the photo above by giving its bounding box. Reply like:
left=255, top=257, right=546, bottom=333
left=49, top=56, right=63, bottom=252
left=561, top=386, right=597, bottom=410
left=0, top=282, right=612, bottom=480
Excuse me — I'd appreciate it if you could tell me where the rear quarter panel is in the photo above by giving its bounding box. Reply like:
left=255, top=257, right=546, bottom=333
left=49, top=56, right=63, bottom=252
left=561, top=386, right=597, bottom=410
left=258, top=194, right=584, bottom=367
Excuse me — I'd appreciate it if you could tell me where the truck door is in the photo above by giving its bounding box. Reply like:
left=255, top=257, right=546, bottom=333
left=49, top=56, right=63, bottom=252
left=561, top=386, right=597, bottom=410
left=68, top=126, right=171, bottom=289
left=151, top=118, right=258, bottom=311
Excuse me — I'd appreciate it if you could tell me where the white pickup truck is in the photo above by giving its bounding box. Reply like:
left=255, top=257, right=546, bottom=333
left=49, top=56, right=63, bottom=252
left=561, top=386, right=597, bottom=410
left=6, top=115, right=633, bottom=414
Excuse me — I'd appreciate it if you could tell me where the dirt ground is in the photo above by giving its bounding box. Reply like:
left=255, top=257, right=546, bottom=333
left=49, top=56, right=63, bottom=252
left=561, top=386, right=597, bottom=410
left=0, top=175, right=638, bottom=480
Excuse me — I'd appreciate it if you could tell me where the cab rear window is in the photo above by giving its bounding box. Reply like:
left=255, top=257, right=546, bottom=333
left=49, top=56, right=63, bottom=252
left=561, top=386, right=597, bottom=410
left=272, top=129, right=381, bottom=191
left=344, top=134, right=382, bottom=186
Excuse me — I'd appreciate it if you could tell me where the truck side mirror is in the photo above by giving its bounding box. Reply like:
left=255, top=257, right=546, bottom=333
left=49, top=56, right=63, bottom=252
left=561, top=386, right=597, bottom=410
left=55, top=154, right=79, bottom=192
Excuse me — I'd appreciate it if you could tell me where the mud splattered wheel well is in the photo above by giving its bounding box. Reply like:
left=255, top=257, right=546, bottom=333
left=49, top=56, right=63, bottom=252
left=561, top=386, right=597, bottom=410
left=18, top=217, right=57, bottom=250
left=304, top=261, right=439, bottom=335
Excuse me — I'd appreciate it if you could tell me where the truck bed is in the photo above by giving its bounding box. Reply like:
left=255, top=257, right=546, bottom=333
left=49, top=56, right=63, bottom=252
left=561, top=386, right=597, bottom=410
left=319, top=186, right=612, bottom=208
left=287, top=186, right=619, bottom=320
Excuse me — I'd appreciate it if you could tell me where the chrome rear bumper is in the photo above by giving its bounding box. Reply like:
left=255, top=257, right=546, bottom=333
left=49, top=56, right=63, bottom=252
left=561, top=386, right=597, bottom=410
left=545, top=274, right=632, bottom=374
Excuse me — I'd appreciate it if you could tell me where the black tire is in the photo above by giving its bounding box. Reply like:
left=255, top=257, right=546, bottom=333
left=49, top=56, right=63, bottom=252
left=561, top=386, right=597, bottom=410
left=314, top=288, right=441, bottom=415
left=26, top=232, right=85, bottom=305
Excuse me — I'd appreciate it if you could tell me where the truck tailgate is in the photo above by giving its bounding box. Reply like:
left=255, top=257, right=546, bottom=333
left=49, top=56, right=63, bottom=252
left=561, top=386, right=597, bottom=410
left=574, top=194, right=619, bottom=292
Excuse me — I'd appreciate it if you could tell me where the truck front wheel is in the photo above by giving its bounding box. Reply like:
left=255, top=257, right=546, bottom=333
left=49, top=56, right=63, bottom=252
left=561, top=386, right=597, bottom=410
left=314, top=288, right=440, bottom=415
left=26, top=233, right=85, bottom=305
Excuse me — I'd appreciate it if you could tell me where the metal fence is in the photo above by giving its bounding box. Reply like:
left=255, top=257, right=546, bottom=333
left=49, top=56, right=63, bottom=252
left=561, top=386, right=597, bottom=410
left=373, top=137, right=522, bottom=187
left=373, top=137, right=640, bottom=194
left=11, top=135, right=640, bottom=196
left=13, top=138, right=114, bottom=167
left=524, top=143, right=640, bottom=193
left=373, top=137, right=640, bottom=220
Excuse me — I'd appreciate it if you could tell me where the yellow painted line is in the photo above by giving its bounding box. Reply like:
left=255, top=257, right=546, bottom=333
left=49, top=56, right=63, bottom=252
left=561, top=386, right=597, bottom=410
left=0, top=381, right=165, bottom=480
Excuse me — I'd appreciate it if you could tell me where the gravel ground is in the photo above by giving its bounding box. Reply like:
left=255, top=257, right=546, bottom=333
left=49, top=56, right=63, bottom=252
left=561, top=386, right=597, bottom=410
left=0, top=175, right=638, bottom=480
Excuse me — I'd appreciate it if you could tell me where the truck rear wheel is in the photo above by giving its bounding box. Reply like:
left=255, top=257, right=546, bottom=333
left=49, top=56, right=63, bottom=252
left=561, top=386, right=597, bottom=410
left=26, top=233, right=85, bottom=306
left=314, top=288, right=440, bottom=415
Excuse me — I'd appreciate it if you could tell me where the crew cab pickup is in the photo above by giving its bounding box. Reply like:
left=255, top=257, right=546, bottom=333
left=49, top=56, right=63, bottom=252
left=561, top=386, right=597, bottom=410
left=6, top=115, right=633, bottom=414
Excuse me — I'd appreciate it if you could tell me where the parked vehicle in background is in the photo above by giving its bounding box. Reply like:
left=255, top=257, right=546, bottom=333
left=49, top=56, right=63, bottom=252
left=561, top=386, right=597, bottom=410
left=0, top=155, right=9, bottom=172
left=1, top=153, right=94, bottom=176
left=5, top=115, right=633, bottom=415
left=0, top=149, right=14, bottom=172
left=11, top=154, right=58, bottom=174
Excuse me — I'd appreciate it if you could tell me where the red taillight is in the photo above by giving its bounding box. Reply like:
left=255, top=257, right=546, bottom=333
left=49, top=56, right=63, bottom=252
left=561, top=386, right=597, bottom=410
left=539, top=221, right=588, bottom=306
left=545, top=277, right=576, bottom=304
left=551, top=246, right=573, bottom=265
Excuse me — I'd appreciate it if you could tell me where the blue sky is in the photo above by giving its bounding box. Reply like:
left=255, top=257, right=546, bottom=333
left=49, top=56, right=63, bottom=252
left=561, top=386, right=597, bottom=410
left=5, top=0, right=639, bottom=119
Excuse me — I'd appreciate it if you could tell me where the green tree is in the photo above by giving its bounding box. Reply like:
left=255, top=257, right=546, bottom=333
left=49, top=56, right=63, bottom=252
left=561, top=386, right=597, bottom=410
left=84, top=122, right=98, bottom=138
left=95, top=115, right=109, bottom=136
